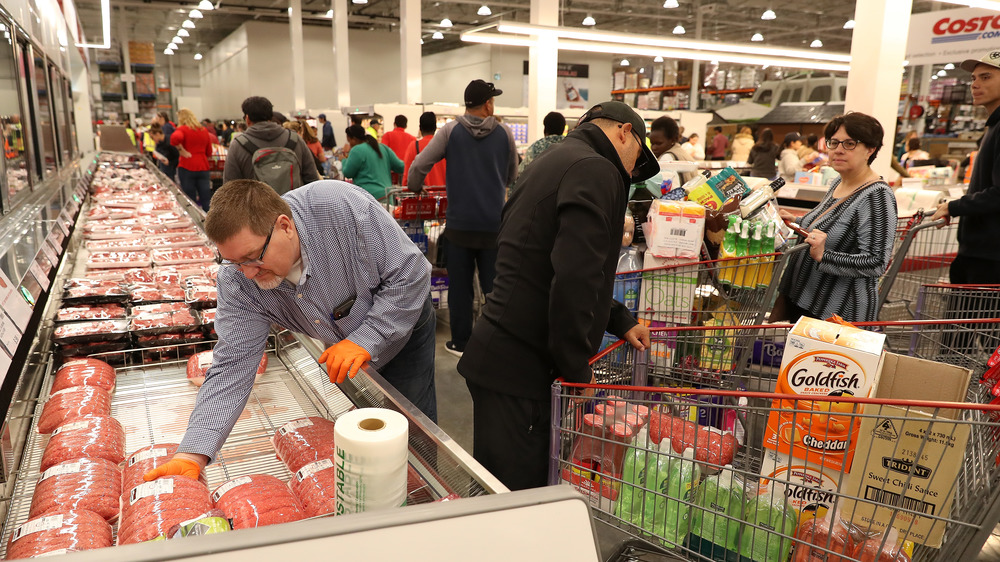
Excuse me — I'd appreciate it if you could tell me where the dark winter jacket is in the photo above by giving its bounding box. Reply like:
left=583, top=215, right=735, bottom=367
left=949, top=105, right=1000, bottom=260
left=458, top=122, right=638, bottom=400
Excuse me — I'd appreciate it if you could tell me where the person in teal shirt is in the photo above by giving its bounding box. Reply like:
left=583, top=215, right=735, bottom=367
left=342, top=124, right=404, bottom=201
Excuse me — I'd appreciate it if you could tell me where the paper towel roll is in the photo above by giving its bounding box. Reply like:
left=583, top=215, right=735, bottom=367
left=895, top=187, right=940, bottom=217
left=334, top=408, right=409, bottom=515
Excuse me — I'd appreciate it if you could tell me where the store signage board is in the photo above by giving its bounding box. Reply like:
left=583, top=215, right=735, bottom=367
left=41, top=242, right=59, bottom=268
left=50, top=227, right=65, bottom=247
left=0, top=269, right=31, bottom=329
left=0, top=315, right=21, bottom=355
left=28, top=262, right=49, bottom=293
left=906, top=7, right=1000, bottom=66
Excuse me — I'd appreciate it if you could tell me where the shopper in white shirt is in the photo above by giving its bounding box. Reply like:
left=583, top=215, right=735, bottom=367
left=779, top=132, right=804, bottom=184
left=681, top=133, right=705, bottom=161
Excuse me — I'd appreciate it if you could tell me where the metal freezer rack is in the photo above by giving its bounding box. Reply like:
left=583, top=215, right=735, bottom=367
left=0, top=331, right=494, bottom=557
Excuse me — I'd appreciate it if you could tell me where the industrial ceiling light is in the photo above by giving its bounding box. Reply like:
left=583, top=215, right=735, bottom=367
left=937, top=69, right=947, bottom=76
left=478, top=5, right=492, bottom=16
left=189, top=9, right=203, bottom=19
left=198, top=0, right=214, bottom=10
left=843, top=19, right=855, bottom=29
left=351, top=0, right=368, bottom=4
left=582, top=15, right=596, bottom=26
left=432, top=31, right=444, bottom=39
left=654, top=55, right=664, bottom=62
left=182, top=19, right=195, bottom=29
left=76, top=0, right=111, bottom=48
left=164, top=48, right=174, bottom=55
left=194, top=53, right=203, bottom=60
left=751, top=32, right=763, bottom=42
left=173, top=36, right=184, bottom=44
left=177, top=28, right=190, bottom=37
left=672, top=24, right=685, bottom=35
left=324, top=9, right=333, bottom=17
left=761, top=9, right=776, bottom=20
left=663, top=0, right=679, bottom=7
left=810, top=38, right=823, bottom=48
left=944, top=63, right=955, bottom=70
left=440, top=17, right=453, bottom=27
left=620, top=58, right=630, bottom=66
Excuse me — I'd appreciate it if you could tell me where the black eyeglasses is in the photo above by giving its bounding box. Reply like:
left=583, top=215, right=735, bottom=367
left=827, top=138, right=860, bottom=150
left=216, top=220, right=276, bottom=267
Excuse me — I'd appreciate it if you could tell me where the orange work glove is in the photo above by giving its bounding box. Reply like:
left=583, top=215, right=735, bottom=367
left=318, top=339, right=372, bottom=384
left=143, top=458, right=202, bottom=482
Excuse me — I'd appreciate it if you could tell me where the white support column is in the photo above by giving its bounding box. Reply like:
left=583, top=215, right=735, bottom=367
left=916, top=64, right=932, bottom=136
left=289, top=0, right=307, bottom=112
left=333, top=0, right=350, bottom=109
left=117, top=8, right=135, bottom=125
left=844, top=0, right=913, bottom=176
left=689, top=3, right=703, bottom=111
left=528, top=0, right=558, bottom=143
left=400, top=0, right=421, bottom=104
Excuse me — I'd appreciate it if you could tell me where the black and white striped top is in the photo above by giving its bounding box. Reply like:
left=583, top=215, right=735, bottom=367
left=779, top=179, right=897, bottom=322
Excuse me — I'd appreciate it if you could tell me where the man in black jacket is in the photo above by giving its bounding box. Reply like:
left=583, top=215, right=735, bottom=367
left=457, top=101, right=657, bottom=490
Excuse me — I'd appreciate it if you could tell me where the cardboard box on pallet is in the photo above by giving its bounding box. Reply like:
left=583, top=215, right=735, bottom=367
left=841, top=353, right=971, bottom=548
left=763, top=317, right=887, bottom=473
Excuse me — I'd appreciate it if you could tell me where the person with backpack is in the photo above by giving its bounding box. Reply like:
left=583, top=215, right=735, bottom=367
left=223, top=96, right=321, bottom=194
left=342, top=124, right=404, bottom=201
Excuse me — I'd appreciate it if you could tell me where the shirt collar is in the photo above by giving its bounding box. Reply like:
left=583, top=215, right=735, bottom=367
left=289, top=206, right=312, bottom=282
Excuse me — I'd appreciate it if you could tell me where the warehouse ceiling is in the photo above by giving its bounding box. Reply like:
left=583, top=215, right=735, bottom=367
left=72, top=0, right=944, bottom=63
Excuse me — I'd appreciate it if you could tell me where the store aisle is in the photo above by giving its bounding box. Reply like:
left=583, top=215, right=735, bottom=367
left=432, top=311, right=474, bottom=453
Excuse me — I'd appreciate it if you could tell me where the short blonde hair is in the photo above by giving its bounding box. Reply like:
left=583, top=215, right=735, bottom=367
left=177, top=108, right=201, bottom=129
left=283, top=121, right=302, bottom=134
left=205, top=179, right=292, bottom=243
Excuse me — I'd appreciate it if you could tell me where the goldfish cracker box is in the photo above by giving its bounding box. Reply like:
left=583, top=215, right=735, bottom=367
left=763, top=317, right=886, bottom=473
left=758, top=448, right=842, bottom=523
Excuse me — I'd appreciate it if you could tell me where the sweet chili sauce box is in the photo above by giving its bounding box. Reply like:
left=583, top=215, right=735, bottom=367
left=762, top=317, right=886, bottom=473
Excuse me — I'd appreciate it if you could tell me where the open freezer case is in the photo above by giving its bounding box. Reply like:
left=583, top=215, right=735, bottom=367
left=0, top=153, right=518, bottom=560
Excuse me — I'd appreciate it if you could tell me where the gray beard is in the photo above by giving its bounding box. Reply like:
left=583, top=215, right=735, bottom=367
left=254, top=276, right=284, bottom=290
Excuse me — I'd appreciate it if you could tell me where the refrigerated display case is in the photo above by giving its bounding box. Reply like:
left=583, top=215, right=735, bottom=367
left=0, top=153, right=525, bottom=560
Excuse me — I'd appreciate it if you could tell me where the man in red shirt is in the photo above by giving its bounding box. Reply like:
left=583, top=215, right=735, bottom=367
left=382, top=115, right=416, bottom=184
left=402, top=112, right=446, bottom=187
left=709, top=126, right=728, bottom=160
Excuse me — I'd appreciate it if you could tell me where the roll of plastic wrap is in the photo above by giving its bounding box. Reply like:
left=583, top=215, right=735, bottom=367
left=333, top=408, right=408, bottom=515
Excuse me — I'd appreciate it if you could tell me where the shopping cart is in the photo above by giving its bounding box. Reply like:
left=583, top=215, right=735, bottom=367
left=620, top=245, right=809, bottom=329
left=877, top=214, right=958, bottom=320
left=553, top=320, right=1000, bottom=562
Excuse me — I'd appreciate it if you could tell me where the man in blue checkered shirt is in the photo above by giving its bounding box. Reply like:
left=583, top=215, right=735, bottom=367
left=144, top=179, right=435, bottom=482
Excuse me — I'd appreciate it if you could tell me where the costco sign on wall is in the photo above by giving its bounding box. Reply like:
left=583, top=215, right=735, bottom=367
left=907, top=6, right=1000, bottom=66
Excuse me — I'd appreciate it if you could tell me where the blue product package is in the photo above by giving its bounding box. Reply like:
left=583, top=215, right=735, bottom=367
left=751, top=338, right=784, bottom=368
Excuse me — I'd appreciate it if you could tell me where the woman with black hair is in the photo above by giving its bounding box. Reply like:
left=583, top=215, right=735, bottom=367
left=747, top=127, right=780, bottom=179
left=341, top=124, right=404, bottom=200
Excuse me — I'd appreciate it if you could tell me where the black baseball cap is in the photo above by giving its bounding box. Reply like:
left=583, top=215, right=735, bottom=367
left=465, top=79, right=503, bottom=107
left=579, top=101, right=659, bottom=182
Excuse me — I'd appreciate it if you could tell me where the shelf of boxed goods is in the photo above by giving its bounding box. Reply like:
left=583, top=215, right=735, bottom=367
left=0, top=152, right=504, bottom=559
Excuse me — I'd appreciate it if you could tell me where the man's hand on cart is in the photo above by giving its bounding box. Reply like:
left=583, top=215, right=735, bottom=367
left=143, top=453, right=207, bottom=481
left=623, top=323, right=650, bottom=351
left=804, top=229, right=827, bottom=262
left=318, top=339, right=372, bottom=384
left=930, top=201, right=951, bottom=227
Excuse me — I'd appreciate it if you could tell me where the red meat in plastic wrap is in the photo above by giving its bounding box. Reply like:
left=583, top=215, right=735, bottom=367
left=121, top=444, right=210, bottom=496
left=185, top=284, right=217, bottom=307
left=288, top=459, right=338, bottom=517
left=212, top=474, right=307, bottom=530
left=37, top=386, right=112, bottom=434
left=186, top=350, right=267, bottom=387
left=6, top=510, right=112, bottom=559
left=29, top=458, right=123, bottom=521
left=852, top=533, right=912, bottom=562
left=792, top=515, right=855, bottom=562
left=130, top=286, right=186, bottom=303
left=118, top=476, right=214, bottom=545
left=52, top=320, right=128, bottom=344
left=648, top=412, right=691, bottom=446
left=152, top=246, right=216, bottom=265
left=271, top=416, right=337, bottom=472
left=62, top=282, right=128, bottom=302
left=39, top=415, right=125, bottom=472
left=122, top=268, right=156, bottom=284
left=56, top=304, right=127, bottom=322
left=199, top=308, right=216, bottom=325
left=128, top=309, right=199, bottom=333
left=51, top=359, right=116, bottom=394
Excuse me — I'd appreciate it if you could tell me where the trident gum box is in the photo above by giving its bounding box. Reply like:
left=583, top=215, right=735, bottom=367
left=763, top=317, right=886, bottom=472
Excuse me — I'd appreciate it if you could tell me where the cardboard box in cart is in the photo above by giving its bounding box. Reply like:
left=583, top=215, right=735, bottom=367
left=763, top=317, right=887, bottom=473
left=841, top=354, right=972, bottom=548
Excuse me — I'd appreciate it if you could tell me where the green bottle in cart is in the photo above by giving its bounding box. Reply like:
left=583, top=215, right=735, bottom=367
left=645, top=445, right=700, bottom=547
left=689, top=465, right=746, bottom=554
left=739, top=492, right=797, bottom=562
left=744, top=222, right=763, bottom=289
left=757, top=222, right=777, bottom=288
left=718, top=216, right=741, bottom=286
left=616, top=428, right=654, bottom=527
